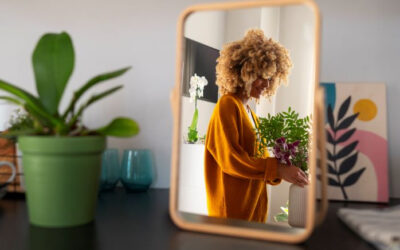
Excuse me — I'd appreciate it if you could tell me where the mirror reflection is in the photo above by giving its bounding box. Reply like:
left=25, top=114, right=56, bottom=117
left=178, top=4, right=315, bottom=229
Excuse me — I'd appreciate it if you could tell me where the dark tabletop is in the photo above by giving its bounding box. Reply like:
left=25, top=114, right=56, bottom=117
left=0, top=189, right=398, bottom=250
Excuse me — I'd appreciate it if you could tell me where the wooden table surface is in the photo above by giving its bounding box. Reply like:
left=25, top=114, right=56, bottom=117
left=1, top=189, right=398, bottom=250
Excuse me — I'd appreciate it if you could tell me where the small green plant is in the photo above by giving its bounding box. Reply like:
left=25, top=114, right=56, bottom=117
left=274, top=201, right=289, bottom=222
left=4, top=109, right=34, bottom=141
left=255, top=107, right=311, bottom=172
left=0, top=32, right=138, bottom=137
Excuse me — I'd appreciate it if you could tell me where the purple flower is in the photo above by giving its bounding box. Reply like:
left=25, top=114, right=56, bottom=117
left=288, top=144, right=297, bottom=155
left=275, top=137, right=286, bottom=144
left=292, top=140, right=300, bottom=147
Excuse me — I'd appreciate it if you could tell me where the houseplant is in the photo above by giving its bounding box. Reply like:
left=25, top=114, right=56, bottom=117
left=186, top=74, right=207, bottom=143
left=0, top=32, right=139, bottom=227
left=255, top=107, right=311, bottom=227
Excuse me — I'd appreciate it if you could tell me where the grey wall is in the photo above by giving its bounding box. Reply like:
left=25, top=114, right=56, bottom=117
left=1, top=0, right=399, bottom=197
left=314, top=0, right=400, bottom=197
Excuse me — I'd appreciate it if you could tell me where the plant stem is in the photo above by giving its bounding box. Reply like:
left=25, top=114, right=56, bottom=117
left=333, top=129, right=348, bottom=200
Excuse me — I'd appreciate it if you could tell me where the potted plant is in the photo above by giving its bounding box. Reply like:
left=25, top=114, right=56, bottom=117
left=186, top=74, right=207, bottom=144
left=255, top=107, right=311, bottom=227
left=0, top=32, right=139, bottom=227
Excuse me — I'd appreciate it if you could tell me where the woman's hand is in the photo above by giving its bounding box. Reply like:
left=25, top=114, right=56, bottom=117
left=277, top=164, right=309, bottom=187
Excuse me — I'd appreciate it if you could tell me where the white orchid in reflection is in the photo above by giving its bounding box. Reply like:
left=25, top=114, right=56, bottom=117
left=187, top=74, right=208, bottom=144
left=189, top=74, right=208, bottom=103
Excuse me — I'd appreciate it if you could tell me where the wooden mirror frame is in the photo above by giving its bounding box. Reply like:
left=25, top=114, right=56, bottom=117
left=169, top=0, right=327, bottom=243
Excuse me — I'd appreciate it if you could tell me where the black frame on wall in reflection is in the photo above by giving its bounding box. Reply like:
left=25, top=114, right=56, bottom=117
left=182, top=37, right=219, bottom=103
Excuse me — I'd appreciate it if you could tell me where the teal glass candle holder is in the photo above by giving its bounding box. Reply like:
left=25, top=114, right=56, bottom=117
left=100, top=148, right=120, bottom=192
left=121, top=149, right=154, bottom=192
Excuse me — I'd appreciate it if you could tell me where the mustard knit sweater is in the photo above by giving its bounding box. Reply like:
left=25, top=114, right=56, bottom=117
left=204, top=93, right=281, bottom=222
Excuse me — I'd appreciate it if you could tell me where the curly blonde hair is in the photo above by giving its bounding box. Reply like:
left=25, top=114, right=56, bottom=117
left=216, top=28, right=292, bottom=98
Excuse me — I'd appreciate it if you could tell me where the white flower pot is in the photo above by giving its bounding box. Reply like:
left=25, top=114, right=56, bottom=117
left=288, top=183, right=308, bottom=228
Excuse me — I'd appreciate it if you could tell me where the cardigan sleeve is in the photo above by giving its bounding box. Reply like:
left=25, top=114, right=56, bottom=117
left=206, top=96, right=281, bottom=183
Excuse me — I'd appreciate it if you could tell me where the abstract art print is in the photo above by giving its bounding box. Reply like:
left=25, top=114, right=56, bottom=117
left=320, top=83, right=388, bottom=202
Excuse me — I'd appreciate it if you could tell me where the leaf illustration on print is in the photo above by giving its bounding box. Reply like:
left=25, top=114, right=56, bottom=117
left=343, top=167, right=366, bottom=187
left=325, top=96, right=365, bottom=200
left=338, top=153, right=358, bottom=175
left=336, top=128, right=356, bottom=143
left=337, top=96, right=351, bottom=121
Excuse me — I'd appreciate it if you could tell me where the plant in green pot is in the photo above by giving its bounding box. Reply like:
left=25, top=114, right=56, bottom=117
left=0, top=32, right=139, bottom=228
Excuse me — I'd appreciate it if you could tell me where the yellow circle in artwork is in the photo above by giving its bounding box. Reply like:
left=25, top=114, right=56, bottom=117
left=353, top=99, right=378, bottom=121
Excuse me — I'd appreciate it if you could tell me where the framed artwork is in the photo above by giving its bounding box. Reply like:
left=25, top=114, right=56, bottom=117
left=319, top=82, right=388, bottom=202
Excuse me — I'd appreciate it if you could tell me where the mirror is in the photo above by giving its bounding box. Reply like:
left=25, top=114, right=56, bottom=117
left=170, top=0, right=325, bottom=243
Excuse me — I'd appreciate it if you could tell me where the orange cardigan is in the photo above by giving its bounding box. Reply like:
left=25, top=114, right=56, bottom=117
left=204, top=93, right=281, bottom=222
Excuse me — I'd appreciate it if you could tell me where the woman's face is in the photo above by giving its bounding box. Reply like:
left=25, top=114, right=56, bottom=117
left=250, top=78, right=269, bottom=99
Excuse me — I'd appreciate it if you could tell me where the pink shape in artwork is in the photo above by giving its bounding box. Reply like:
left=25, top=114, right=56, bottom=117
left=334, top=129, right=388, bottom=202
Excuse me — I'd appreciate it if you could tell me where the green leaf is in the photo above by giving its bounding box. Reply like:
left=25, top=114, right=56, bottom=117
left=62, top=67, right=131, bottom=119
left=187, top=127, right=198, bottom=143
left=0, top=79, right=65, bottom=129
left=274, top=213, right=288, bottom=222
left=0, top=96, right=23, bottom=105
left=32, top=32, right=75, bottom=115
left=68, top=85, right=123, bottom=127
left=190, top=108, right=198, bottom=130
left=96, top=117, right=139, bottom=137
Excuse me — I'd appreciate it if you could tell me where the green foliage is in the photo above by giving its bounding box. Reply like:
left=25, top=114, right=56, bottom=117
left=0, top=32, right=139, bottom=138
left=274, top=201, right=289, bottom=222
left=187, top=108, right=198, bottom=143
left=187, top=128, right=198, bottom=143
left=255, top=107, right=311, bottom=171
left=0, top=109, right=36, bottom=141
left=32, top=32, right=74, bottom=115
left=96, top=118, right=139, bottom=137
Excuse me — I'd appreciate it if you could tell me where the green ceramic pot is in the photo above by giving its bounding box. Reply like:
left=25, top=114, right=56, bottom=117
left=18, top=136, right=106, bottom=228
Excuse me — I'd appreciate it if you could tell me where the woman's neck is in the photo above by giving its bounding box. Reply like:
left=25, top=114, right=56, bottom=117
left=232, top=92, right=250, bottom=104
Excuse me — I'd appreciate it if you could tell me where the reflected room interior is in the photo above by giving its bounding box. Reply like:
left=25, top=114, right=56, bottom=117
left=177, top=4, right=316, bottom=229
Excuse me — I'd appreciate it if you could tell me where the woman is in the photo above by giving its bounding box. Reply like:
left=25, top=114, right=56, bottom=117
left=204, top=29, right=309, bottom=223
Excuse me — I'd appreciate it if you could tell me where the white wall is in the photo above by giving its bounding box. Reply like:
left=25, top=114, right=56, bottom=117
left=224, top=8, right=261, bottom=43
left=314, top=0, right=400, bottom=197
left=185, top=11, right=226, bottom=50
left=274, top=5, right=315, bottom=117
left=257, top=7, right=281, bottom=117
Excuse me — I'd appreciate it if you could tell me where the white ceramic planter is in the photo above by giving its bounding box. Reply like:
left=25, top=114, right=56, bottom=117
left=178, top=143, right=208, bottom=215
left=288, top=183, right=308, bottom=228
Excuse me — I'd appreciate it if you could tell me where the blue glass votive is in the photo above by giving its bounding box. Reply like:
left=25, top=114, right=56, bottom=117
left=100, top=148, right=120, bottom=192
left=121, top=149, right=154, bottom=192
